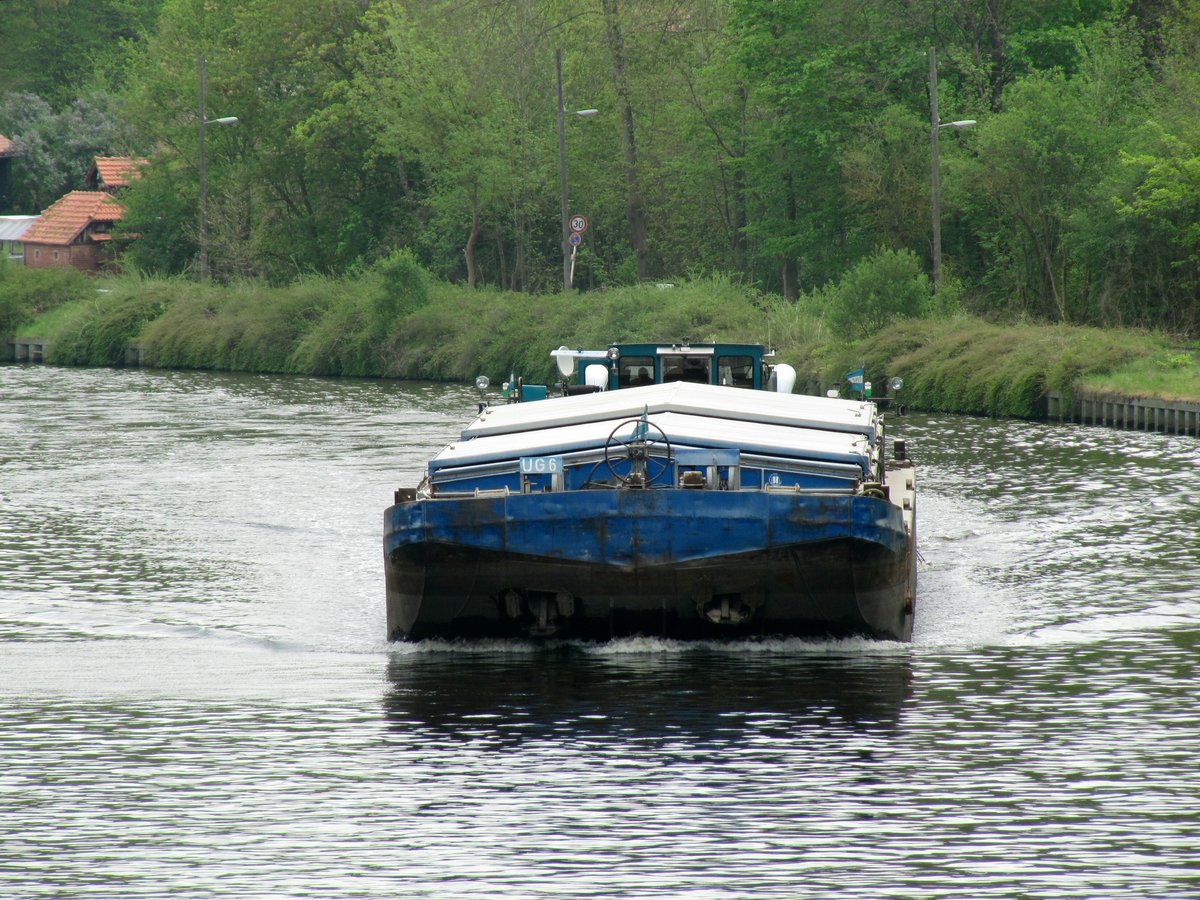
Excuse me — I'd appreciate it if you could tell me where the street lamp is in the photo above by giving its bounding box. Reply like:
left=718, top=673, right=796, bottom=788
left=556, top=47, right=598, bottom=292
left=929, top=47, right=975, bottom=290
left=198, top=56, right=238, bottom=282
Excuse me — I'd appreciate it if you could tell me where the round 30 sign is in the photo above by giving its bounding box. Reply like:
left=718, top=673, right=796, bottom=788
left=569, top=214, right=588, bottom=234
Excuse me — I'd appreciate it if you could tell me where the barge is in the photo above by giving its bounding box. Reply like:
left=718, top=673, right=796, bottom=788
left=384, top=342, right=916, bottom=641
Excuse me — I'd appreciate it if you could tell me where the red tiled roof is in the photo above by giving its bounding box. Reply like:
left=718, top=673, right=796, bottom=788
left=22, top=191, right=126, bottom=246
left=0, top=134, right=15, bottom=157
left=89, top=156, right=147, bottom=189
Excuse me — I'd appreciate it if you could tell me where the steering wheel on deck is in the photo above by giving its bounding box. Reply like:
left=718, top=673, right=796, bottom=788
left=604, top=418, right=673, bottom=486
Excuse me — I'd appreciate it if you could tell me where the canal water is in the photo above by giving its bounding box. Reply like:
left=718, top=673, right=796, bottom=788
left=1, top=365, right=1197, bottom=899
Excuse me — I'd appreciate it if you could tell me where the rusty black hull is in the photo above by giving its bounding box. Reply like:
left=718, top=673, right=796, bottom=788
left=385, top=489, right=916, bottom=642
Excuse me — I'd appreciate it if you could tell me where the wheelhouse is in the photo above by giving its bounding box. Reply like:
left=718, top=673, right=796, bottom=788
left=551, top=342, right=773, bottom=393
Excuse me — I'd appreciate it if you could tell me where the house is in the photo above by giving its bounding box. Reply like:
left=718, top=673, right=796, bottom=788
left=85, top=156, right=147, bottom=193
left=0, top=215, right=39, bottom=264
left=21, top=191, right=125, bottom=273
left=0, top=134, right=15, bottom=212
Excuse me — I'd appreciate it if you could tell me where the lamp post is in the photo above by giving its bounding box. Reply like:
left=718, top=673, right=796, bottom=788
left=556, top=47, right=598, bottom=292
left=198, top=56, right=238, bottom=282
left=929, top=47, right=975, bottom=290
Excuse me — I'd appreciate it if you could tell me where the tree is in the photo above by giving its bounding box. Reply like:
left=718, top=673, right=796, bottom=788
left=963, top=20, right=1151, bottom=324
left=0, top=91, right=129, bottom=213
left=117, top=0, right=396, bottom=280
left=344, top=2, right=552, bottom=289
left=729, top=0, right=909, bottom=297
left=820, top=247, right=932, bottom=337
left=599, top=0, right=650, bottom=282
left=0, top=0, right=163, bottom=107
left=1069, top=4, right=1200, bottom=332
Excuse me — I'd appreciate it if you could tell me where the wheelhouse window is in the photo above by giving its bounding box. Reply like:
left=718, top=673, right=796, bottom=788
left=618, top=355, right=656, bottom=386
left=717, top=355, right=755, bottom=388
left=660, top=354, right=711, bottom=384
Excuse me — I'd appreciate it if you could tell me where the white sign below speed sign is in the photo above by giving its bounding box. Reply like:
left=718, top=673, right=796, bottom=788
left=569, top=214, right=589, bottom=234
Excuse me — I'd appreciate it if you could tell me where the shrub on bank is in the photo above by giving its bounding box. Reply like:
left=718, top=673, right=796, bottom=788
left=389, top=275, right=772, bottom=383
left=46, top=280, right=177, bottom=366
left=826, top=318, right=1168, bottom=417
left=817, top=248, right=933, bottom=338
left=0, top=260, right=92, bottom=337
left=138, top=278, right=340, bottom=372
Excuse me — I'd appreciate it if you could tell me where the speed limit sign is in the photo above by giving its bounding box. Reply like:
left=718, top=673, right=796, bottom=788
left=569, top=214, right=588, bottom=234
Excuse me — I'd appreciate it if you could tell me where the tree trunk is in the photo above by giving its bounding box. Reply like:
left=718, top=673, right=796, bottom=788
left=782, top=172, right=798, bottom=301
left=601, top=0, right=649, bottom=281
left=514, top=232, right=526, bottom=292
left=495, top=227, right=508, bottom=290
left=398, top=158, right=429, bottom=227
left=464, top=186, right=480, bottom=289
left=731, top=86, right=749, bottom=272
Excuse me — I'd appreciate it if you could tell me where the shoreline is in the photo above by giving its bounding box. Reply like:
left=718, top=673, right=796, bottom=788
left=7, top=336, right=1198, bottom=438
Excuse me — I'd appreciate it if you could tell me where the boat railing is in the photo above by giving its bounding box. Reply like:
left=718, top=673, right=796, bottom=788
left=762, top=484, right=856, bottom=495
left=426, top=483, right=859, bottom=500
left=426, top=445, right=868, bottom=497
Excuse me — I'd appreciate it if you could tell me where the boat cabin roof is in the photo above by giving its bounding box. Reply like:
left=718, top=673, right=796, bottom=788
left=466, top=380, right=878, bottom=443
left=432, top=406, right=872, bottom=476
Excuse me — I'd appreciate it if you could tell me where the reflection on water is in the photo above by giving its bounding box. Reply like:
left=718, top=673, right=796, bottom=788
left=383, top=642, right=913, bottom=744
left=1, top=365, right=1198, bottom=899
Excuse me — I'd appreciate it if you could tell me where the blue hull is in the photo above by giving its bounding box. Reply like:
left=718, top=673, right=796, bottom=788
left=384, top=489, right=916, bottom=641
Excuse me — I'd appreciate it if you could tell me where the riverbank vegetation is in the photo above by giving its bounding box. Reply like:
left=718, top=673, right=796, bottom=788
left=3, top=1, right=1200, bottom=339
left=5, top=259, right=1195, bottom=420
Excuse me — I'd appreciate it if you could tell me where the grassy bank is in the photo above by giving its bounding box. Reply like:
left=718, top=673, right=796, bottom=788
left=2, top=262, right=1196, bottom=417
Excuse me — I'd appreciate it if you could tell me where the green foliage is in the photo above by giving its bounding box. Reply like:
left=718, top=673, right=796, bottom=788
left=0, top=0, right=160, bottom=106
left=6, top=0, right=1200, bottom=338
left=1157, top=351, right=1193, bottom=369
left=286, top=275, right=408, bottom=378
left=388, top=275, right=772, bottom=384
left=117, top=164, right=198, bottom=276
left=1079, top=347, right=1200, bottom=401
left=15, top=267, right=1190, bottom=413
left=0, top=91, right=131, bottom=213
left=374, top=248, right=430, bottom=321
left=826, top=318, right=1165, bottom=417
left=137, top=279, right=332, bottom=372
left=0, top=265, right=92, bottom=336
left=117, top=0, right=395, bottom=280
left=815, top=248, right=932, bottom=338
left=44, top=280, right=174, bottom=366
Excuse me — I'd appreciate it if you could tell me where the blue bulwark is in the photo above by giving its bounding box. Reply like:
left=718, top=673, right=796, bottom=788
left=388, top=490, right=907, bottom=568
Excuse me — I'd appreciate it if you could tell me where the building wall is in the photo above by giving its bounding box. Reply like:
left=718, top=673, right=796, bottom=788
left=0, top=158, right=12, bottom=213
left=25, top=241, right=101, bottom=273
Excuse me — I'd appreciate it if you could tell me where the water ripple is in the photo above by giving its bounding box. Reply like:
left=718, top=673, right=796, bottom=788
left=1, top=368, right=1198, bottom=898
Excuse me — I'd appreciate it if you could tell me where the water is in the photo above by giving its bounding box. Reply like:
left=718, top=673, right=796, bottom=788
left=1, top=365, right=1198, bottom=899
